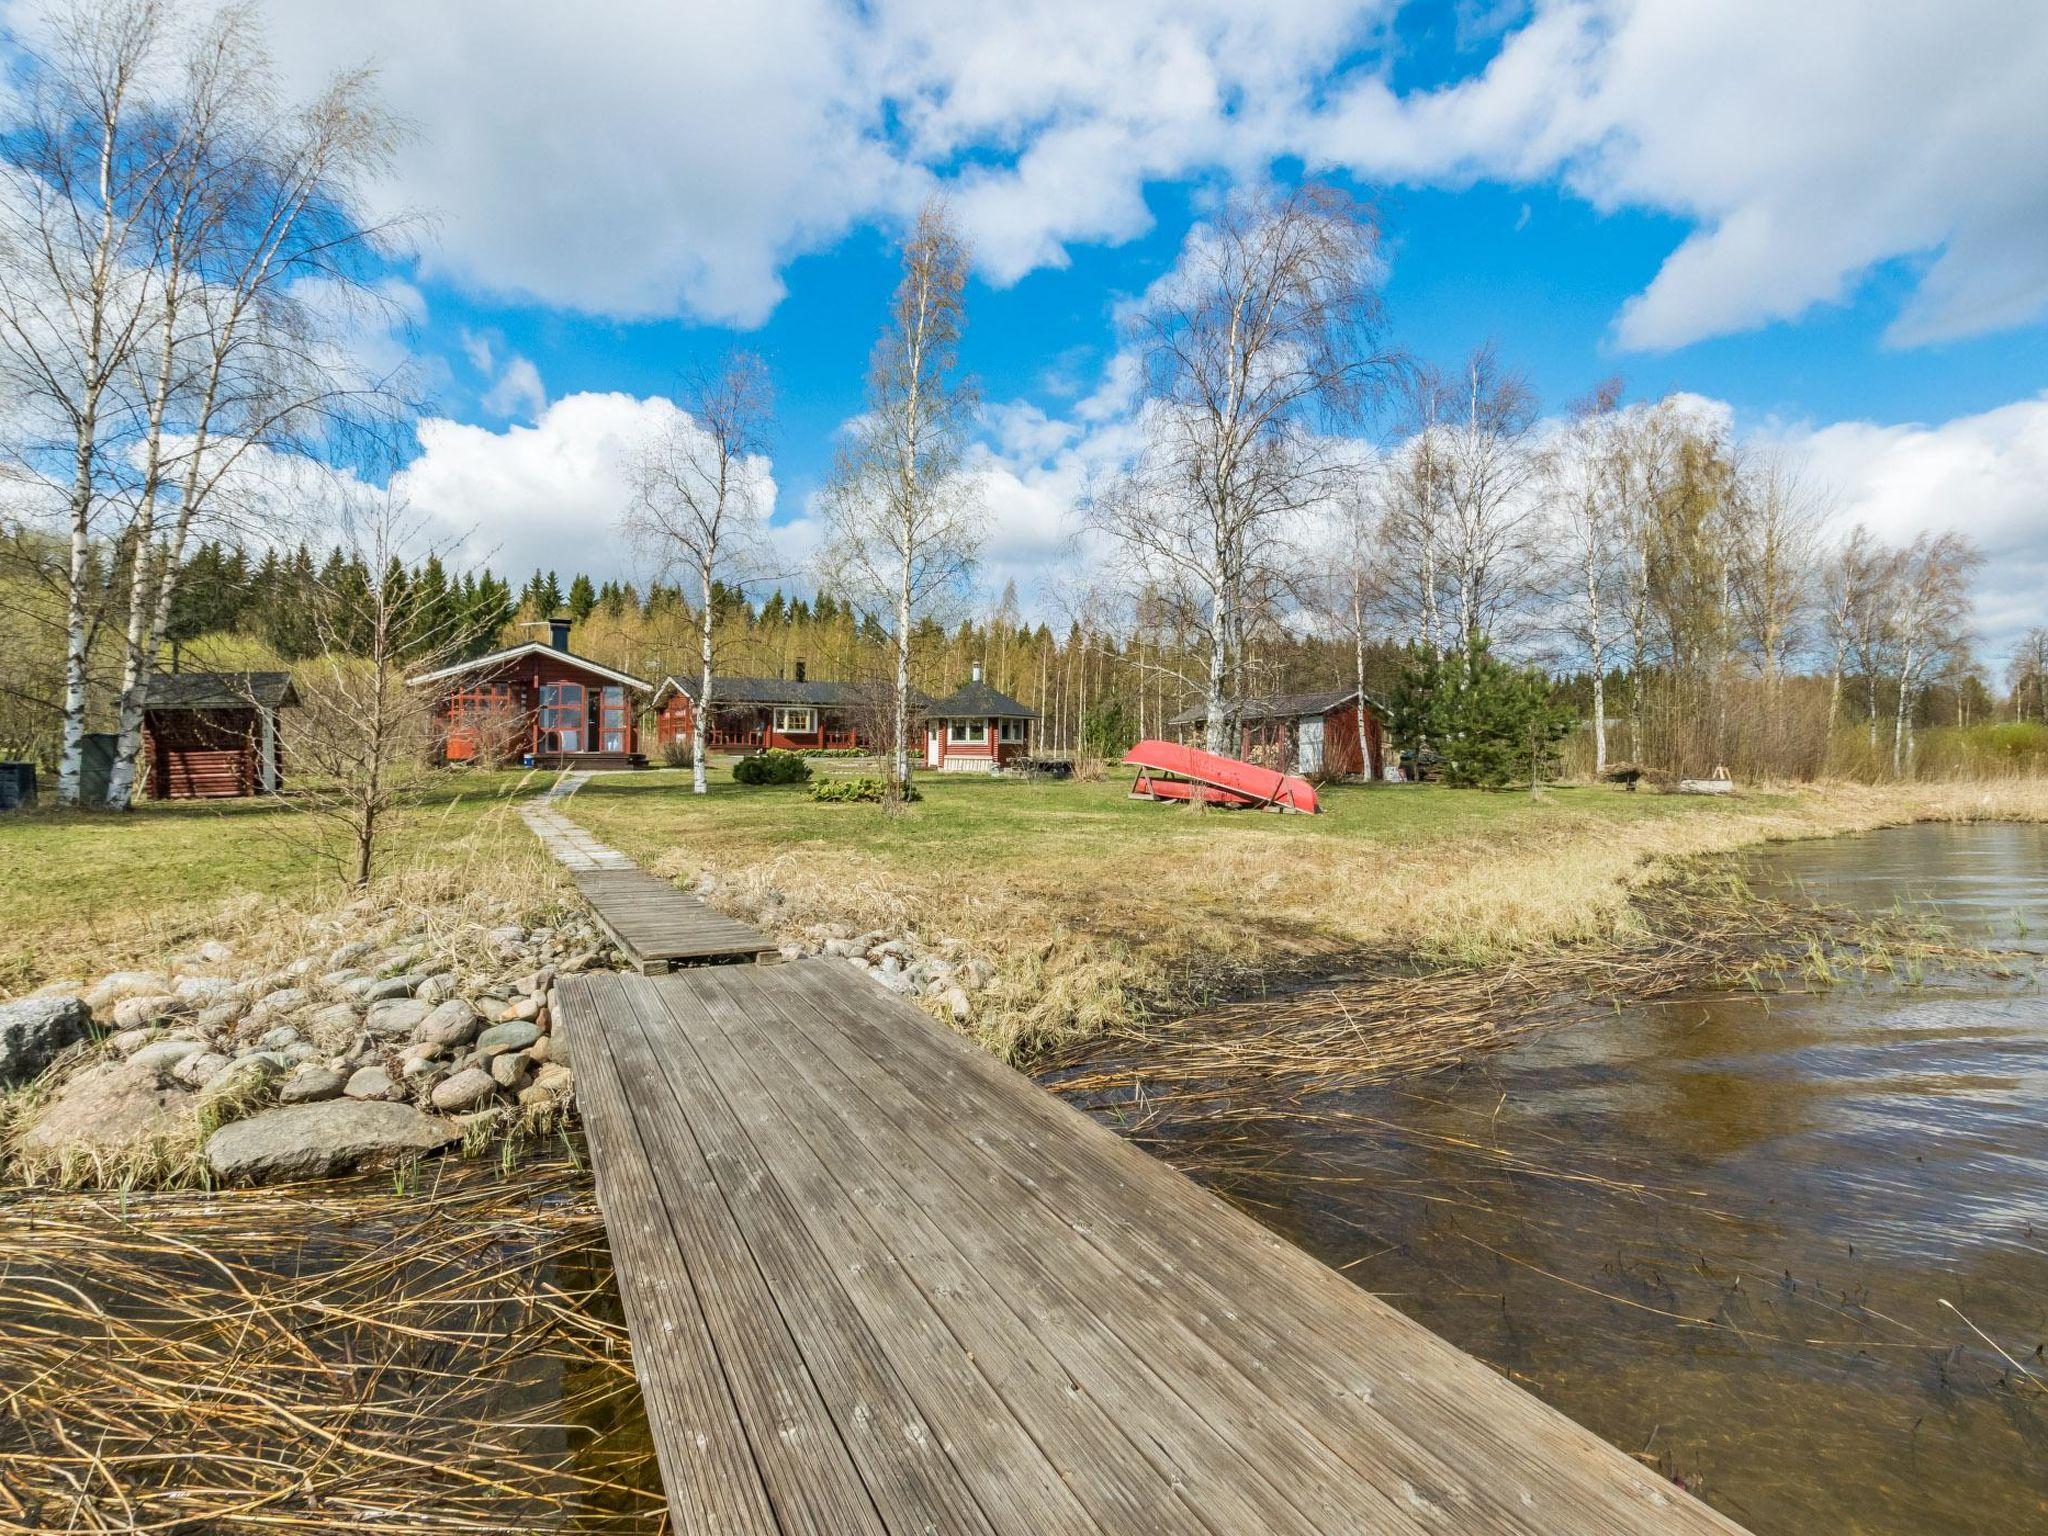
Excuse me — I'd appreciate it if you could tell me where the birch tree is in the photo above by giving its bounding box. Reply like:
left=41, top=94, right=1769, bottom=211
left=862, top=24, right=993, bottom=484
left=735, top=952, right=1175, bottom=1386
left=100, top=21, right=406, bottom=810
left=623, top=352, right=773, bottom=795
left=0, top=0, right=174, bottom=805
left=1727, top=450, right=1822, bottom=689
left=1544, top=381, right=1625, bottom=774
left=1436, top=346, right=1542, bottom=652
left=1087, top=182, right=1392, bottom=753
left=1888, top=531, right=1981, bottom=774
left=818, top=198, right=981, bottom=787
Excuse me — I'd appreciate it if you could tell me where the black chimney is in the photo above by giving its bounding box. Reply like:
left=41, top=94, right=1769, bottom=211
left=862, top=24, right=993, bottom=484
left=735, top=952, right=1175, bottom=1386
left=794, top=659, right=807, bottom=683
left=548, top=617, right=571, bottom=652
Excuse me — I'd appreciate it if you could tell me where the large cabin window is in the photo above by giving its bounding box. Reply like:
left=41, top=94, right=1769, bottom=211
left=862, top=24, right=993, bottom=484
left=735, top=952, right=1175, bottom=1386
left=599, top=685, right=629, bottom=752
left=997, top=717, right=1027, bottom=744
left=947, top=719, right=986, bottom=744
left=773, top=706, right=816, bottom=734
left=539, top=682, right=585, bottom=753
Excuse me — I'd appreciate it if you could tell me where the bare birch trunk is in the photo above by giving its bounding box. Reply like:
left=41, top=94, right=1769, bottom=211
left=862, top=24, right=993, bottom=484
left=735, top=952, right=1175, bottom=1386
left=694, top=553, right=713, bottom=795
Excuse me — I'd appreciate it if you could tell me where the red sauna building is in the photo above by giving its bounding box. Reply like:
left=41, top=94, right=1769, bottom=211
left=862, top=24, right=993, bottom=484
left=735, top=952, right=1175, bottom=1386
left=922, top=669, right=1038, bottom=773
left=412, top=620, right=653, bottom=769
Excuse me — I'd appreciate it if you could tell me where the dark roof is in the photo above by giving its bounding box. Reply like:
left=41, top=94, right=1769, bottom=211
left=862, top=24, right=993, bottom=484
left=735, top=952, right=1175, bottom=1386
left=664, top=674, right=871, bottom=708
left=1168, top=688, right=1379, bottom=727
left=145, top=671, right=298, bottom=711
left=924, top=679, right=1039, bottom=720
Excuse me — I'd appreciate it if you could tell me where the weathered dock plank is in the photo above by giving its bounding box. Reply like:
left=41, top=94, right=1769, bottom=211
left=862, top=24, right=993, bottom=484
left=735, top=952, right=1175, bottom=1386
left=554, top=960, right=1751, bottom=1536
left=569, top=868, right=779, bottom=972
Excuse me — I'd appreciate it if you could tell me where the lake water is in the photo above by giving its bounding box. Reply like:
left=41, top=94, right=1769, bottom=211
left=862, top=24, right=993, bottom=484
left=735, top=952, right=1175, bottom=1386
left=1109, top=822, right=2048, bottom=1535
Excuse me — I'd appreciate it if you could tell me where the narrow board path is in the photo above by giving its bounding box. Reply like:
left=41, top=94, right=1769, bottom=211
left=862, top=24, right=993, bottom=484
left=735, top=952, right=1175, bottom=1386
left=555, top=960, right=1752, bottom=1536
left=520, top=772, right=777, bottom=971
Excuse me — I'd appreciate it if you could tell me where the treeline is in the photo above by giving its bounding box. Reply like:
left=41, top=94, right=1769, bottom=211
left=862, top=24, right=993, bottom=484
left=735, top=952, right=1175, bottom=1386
left=169, top=543, right=517, bottom=663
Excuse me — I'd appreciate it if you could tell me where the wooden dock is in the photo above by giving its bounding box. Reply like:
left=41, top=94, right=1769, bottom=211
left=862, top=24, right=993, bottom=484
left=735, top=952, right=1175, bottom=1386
left=554, top=959, right=1749, bottom=1536
left=569, top=868, right=781, bottom=972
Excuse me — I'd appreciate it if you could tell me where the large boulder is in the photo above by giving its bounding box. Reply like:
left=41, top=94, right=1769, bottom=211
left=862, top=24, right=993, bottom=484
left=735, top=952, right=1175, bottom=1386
left=204, top=1100, right=460, bottom=1185
left=13, top=1057, right=192, bottom=1174
left=0, top=995, right=91, bottom=1085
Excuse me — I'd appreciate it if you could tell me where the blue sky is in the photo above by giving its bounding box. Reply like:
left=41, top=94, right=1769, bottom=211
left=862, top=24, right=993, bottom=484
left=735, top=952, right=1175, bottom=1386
left=12, top=0, right=2042, bottom=645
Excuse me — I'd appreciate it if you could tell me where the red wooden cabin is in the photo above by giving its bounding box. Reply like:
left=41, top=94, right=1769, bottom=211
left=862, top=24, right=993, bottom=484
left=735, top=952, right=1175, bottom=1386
left=411, top=619, right=653, bottom=769
left=1169, top=689, right=1387, bottom=779
left=652, top=663, right=869, bottom=753
left=923, top=668, right=1037, bottom=773
left=142, top=671, right=297, bottom=799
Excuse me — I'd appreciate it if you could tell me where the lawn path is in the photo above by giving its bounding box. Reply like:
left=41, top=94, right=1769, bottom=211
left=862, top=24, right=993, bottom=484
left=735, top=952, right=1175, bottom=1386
left=517, top=771, right=635, bottom=873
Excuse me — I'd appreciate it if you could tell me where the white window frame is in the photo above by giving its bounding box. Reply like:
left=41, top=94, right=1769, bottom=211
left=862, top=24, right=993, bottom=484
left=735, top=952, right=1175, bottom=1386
left=997, top=717, right=1027, bottom=744
left=773, top=706, right=816, bottom=733
left=947, top=718, right=987, bottom=744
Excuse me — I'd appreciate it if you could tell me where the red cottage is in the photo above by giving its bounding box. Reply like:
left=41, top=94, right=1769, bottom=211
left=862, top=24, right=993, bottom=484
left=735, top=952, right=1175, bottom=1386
left=411, top=619, right=653, bottom=769
left=652, top=664, right=868, bottom=753
left=1169, top=689, right=1387, bottom=779
left=142, top=671, right=297, bottom=799
left=922, top=668, right=1037, bottom=773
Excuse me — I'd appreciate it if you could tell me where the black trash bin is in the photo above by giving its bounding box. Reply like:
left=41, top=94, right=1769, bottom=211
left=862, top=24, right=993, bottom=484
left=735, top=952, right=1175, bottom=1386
left=0, top=761, right=36, bottom=811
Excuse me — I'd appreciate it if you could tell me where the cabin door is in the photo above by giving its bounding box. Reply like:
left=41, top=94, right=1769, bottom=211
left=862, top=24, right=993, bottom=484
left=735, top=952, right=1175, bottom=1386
left=1297, top=717, right=1324, bottom=775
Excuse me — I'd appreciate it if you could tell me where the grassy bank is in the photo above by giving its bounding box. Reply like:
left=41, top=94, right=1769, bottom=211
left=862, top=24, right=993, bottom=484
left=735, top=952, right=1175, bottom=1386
left=568, top=768, right=2048, bottom=1061
left=0, top=771, right=563, bottom=995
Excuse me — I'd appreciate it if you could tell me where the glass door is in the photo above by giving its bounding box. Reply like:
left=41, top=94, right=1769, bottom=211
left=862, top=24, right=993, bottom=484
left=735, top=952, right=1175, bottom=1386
left=599, top=686, right=628, bottom=752
left=539, top=682, right=585, bottom=753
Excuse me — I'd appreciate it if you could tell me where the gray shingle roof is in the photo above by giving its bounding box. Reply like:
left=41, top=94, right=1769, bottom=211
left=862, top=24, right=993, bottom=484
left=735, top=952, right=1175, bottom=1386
left=145, top=671, right=298, bottom=711
left=923, top=679, right=1039, bottom=720
left=1167, top=689, right=1375, bottom=727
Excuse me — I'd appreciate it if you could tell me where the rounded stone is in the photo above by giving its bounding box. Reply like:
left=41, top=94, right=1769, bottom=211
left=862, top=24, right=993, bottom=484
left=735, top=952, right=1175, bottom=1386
left=430, top=1067, right=499, bottom=1112
left=343, top=1064, right=404, bottom=1102
left=278, top=1065, right=347, bottom=1105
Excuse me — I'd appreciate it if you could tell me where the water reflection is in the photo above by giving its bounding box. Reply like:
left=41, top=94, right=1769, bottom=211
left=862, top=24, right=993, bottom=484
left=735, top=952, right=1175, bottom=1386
left=1104, top=822, right=2048, bottom=1536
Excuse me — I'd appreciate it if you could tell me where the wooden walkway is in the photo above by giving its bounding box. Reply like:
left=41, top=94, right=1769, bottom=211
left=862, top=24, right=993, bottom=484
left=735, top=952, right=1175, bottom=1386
left=570, top=868, right=781, bottom=972
left=554, top=960, right=1748, bottom=1536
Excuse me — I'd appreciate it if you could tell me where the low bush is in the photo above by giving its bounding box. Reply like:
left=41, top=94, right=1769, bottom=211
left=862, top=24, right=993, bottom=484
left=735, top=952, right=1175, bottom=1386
left=731, top=749, right=812, bottom=786
left=811, top=775, right=920, bottom=804
left=801, top=747, right=869, bottom=758
left=660, top=736, right=695, bottom=769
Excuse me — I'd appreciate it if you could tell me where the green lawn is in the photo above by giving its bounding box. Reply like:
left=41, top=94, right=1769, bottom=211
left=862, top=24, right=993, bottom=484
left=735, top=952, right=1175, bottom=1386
left=0, top=770, right=556, bottom=992
left=569, top=765, right=1825, bottom=1055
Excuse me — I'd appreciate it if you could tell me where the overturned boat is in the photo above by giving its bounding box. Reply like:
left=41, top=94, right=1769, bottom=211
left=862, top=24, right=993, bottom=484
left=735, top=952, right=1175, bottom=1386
left=1121, top=739, right=1320, bottom=814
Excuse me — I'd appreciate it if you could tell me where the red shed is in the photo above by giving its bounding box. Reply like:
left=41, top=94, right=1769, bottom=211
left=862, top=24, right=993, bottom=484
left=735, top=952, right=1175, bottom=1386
left=1170, top=688, right=1387, bottom=779
left=142, top=671, right=297, bottom=799
left=410, top=619, right=653, bottom=769
left=922, top=668, right=1037, bottom=773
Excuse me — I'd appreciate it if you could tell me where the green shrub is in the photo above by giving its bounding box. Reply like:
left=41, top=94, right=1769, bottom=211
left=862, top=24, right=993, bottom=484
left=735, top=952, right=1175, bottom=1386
left=801, top=747, right=869, bottom=758
left=731, top=749, right=812, bottom=786
left=811, top=775, right=920, bottom=804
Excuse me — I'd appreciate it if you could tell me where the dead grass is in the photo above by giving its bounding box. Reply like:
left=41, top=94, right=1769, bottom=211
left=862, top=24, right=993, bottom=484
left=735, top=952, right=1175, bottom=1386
left=0, top=1153, right=662, bottom=1533
left=0, top=771, right=563, bottom=998
left=569, top=772, right=2048, bottom=1063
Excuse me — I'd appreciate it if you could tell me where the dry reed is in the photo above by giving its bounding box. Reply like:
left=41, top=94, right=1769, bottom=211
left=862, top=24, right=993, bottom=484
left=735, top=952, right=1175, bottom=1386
left=0, top=1152, right=662, bottom=1534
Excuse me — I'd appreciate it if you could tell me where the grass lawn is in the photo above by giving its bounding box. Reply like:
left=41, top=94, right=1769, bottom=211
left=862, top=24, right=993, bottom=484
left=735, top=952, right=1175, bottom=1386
left=0, top=770, right=561, bottom=993
left=9, top=758, right=2042, bottom=1058
left=568, top=765, right=2048, bottom=1057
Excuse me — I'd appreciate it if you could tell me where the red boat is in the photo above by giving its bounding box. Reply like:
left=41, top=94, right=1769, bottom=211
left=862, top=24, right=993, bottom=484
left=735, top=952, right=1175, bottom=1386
left=1121, top=739, right=1320, bottom=814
